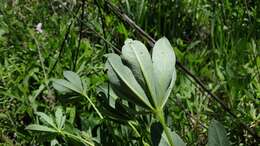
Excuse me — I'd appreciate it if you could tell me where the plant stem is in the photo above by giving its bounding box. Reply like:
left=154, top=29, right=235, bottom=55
left=82, top=93, right=104, bottom=119
left=128, top=121, right=141, bottom=137
left=155, top=110, right=174, bottom=146
left=63, top=131, right=95, bottom=146
left=31, top=32, right=50, bottom=92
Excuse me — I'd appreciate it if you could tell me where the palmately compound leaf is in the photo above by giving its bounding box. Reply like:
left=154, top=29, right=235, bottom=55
left=53, top=79, right=72, bottom=93
left=53, top=79, right=81, bottom=94
left=122, top=39, right=157, bottom=107
left=53, top=71, right=83, bottom=94
left=208, top=119, right=231, bottom=146
left=106, top=53, right=153, bottom=110
left=152, top=37, right=176, bottom=108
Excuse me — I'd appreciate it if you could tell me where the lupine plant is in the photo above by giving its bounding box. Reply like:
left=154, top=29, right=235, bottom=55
left=101, top=37, right=232, bottom=146
left=102, top=37, right=184, bottom=146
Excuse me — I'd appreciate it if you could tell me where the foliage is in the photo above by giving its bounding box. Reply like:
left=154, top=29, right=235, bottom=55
left=0, top=0, right=259, bottom=146
left=103, top=37, right=180, bottom=146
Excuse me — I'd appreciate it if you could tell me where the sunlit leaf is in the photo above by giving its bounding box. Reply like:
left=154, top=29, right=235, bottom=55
left=152, top=37, right=176, bottom=108
left=122, top=39, right=157, bottom=107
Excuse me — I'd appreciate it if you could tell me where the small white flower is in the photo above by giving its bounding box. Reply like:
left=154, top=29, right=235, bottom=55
left=36, top=23, right=43, bottom=33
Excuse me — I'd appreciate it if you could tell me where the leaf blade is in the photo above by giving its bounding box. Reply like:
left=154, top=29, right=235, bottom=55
left=35, top=112, right=56, bottom=128
left=208, top=119, right=231, bottom=146
left=106, top=53, right=153, bottom=110
left=152, top=37, right=176, bottom=108
left=53, top=79, right=81, bottom=94
left=158, top=128, right=186, bottom=146
left=122, top=39, right=157, bottom=107
left=26, top=124, right=57, bottom=133
left=63, top=71, right=83, bottom=92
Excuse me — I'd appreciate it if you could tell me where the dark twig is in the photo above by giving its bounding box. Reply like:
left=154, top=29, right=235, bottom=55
left=104, top=0, right=259, bottom=140
left=49, top=6, right=81, bottom=74
left=94, top=0, right=109, bottom=53
left=58, top=4, right=121, bottom=54
left=73, top=0, right=86, bottom=71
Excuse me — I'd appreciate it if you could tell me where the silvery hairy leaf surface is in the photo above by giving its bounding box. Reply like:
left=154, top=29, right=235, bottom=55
left=104, top=37, right=176, bottom=111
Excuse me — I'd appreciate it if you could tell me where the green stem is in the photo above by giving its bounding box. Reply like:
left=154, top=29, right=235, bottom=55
left=82, top=93, right=104, bottom=119
left=155, top=110, right=175, bottom=146
left=63, top=131, right=95, bottom=146
left=31, top=32, right=50, bottom=92
left=128, top=121, right=141, bottom=137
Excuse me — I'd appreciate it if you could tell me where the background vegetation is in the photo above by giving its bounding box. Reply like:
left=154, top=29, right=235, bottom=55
left=0, top=0, right=259, bottom=145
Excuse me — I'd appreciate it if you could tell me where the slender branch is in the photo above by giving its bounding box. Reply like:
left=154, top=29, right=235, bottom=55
left=104, top=0, right=259, bottom=140
left=49, top=6, right=81, bottom=75
left=31, top=32, right=50, bottom=92
left=82, top=92, right=104, bottom=119
left=63, top=131, right=95, bottom=146
left=58, top=3, right=121, bottom=54
left=94, top=0, right=109, bottom=53
left=73, top=0, right=86, bottom=71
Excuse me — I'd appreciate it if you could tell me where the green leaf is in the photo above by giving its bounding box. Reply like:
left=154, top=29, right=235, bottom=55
left=35, top=112, right=56, bottom=128
left=159, top=128, right=186, bottom=146
left=0, top=113, right=8, bottom=119
left=171, top=131, right=186, bottom=146
left=53, top=71, right=83, bottom=94
left=122, top=39, right=157, bottom=107
left=26, top=124, right=57, bottom=133
left=208, top=119, right=231, bottom=146
left=187, top=40, right=200, bottom=50
left=51, top=139, right=61, bottom=146
left=152, top=37, right=176, bottom=108
left=66, top=106, right=76, bottom=124
left=162, top=69, right=176, bottom=107
left=55, top=107, right=66, bottom=129
left=32, top=84, right=45, bottom=101
left=106, top=53, right=153, bottom=110
left=53, top=79, right=81, bottom=93
left=63, top=71, right=83, bottom=92
left=53, top=79, right=73, bottom=93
